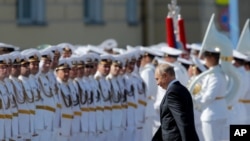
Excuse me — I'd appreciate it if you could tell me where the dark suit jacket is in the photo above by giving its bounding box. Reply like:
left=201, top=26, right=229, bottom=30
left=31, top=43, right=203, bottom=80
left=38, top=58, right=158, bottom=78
left=152, top=81, right=199, bottom=141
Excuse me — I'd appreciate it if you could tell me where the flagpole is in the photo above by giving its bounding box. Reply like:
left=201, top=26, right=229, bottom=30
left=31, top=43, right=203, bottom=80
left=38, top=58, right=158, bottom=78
left=229, top=0, right=239, bottom=48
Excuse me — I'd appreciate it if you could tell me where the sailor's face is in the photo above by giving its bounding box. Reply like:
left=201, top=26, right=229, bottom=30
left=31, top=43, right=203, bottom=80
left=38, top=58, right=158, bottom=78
left=29, top=61, right=40, bottom=75
left=0, top=64, right=8, bottom=80
left=56, top=68, right=70, bottom=82
left=20, top=63, right=30, bottom=77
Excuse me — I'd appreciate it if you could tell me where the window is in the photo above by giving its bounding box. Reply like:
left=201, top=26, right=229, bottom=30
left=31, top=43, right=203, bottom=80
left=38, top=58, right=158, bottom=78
left=17, top=0, right=46, bottom=25
left=126, top=0, right=138, bottom=25
left=84, top=0, right=104, bottom=24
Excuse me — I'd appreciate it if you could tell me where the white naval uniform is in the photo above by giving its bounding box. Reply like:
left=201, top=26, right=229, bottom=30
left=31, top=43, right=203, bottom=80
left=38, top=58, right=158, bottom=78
left=9, top=76, right=30, bottom=140
left=116, top=75, right=127, bottom=141
left=92, top=75, right=105, bottom=141
left=173, top=61, right=189, bottom=86
left=56, top=78, right=73, bottom=141
left=29, top=74, right=43, bottom=141
left=0, top=95, right=5, bottom=140
left=76, top=77, right=89, bottom=141
left=228, top=66, right=249, bottom=124
left=124, top=73, right=137, bottom=141
left=4, top=78, right=19, bottom=140
left=139, top=63, right=158, bottom=141
left=38, top=73, right=57, bottom=141
left=68, top=79, right=81, bottom=141
left=0, top=81, right=12, bottom=139
left=131, top=72, right=146, bottom=141
left=95, top=71, right=112, bottom=141
left=0, top=81, right=12, bottom=140
left=245, top=71, right=250, bottom=124
left=47, top=70, right=61, bottom=133
left=107, top=74, right=123, bottom=141
left=19, top=75, right=36, bottom=139
left=194, top=65, right=228, bottom=141
left=86, top=76, right=98, bottom=141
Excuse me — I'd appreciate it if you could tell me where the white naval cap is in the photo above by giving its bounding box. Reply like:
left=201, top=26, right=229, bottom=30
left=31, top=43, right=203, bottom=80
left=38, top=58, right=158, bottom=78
left=67, top=56, right=79, bottom=68
left=40, top=47, right=54, bottom=61
left=140, top=46, right=164, bottom=57
left=22, top=49, right=41, bottom=62
left=0, top=42, right=20, bottom=54
left=177, top=57, right=193, bottom=65
left=233, top=50, right=248, bottom=60
left=0, top=54, right=8, bottom=65
left=86, top=45, right=108, bottom=55
left=9, top=51, right=22, bottom=65
left=57, top=42, right=75, bottom=54
left=191, top=55, right=207, bottom=72
left=112, top=47, right=126, bottom=54
left=99, top=38, right=118, bottom=50
left=111, top=55, right=123, bottom=66
left=158, top=43, right=182, bottom=57
left=190, top=43, right=202, bottom=51
left=88, top=52, right=100, bottom=63
left=83, top=53, right=94, bottom=64
left=154, top=57, right=174, bottom=67
left=56, top=58, right=71, bottom=70
left=100, top=54, right=114, bottom=63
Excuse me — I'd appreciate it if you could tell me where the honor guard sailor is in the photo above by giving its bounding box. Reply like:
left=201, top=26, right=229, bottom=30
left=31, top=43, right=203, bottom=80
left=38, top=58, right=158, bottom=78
left=3, top=54, right=20, bottom=141
left=9, top=52, right=30, bottom=140
left=0, top=55, right=12, bottom=141
left=82, top=54, right=97, bottom=141
left=37, top=49, right=57, bottom=141
left=94, top=54, right=113, bottom=141
left=55, top=58, right=73, bottom=141
left=106, top=55, right=124, bottom=141
left=139, top=47, right=163, bottom=141
left=25, top=49, right=43, bottom=141
left=68, top=56, right=82, bottom=141
left=19, top=51, right=37, bottom=140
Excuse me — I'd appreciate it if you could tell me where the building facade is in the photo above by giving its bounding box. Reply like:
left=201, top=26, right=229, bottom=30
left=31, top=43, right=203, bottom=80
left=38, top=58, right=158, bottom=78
left=0, top=0, right=249, bottom=49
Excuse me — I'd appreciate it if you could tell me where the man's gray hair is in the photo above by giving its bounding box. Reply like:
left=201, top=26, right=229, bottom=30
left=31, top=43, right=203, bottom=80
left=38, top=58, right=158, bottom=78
left=155, top=63, right=175, bottom=77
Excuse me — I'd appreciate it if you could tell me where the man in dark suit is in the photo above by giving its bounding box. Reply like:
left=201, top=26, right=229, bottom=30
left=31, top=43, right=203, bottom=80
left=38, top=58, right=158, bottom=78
left=152, top=63, right=199, bottom=141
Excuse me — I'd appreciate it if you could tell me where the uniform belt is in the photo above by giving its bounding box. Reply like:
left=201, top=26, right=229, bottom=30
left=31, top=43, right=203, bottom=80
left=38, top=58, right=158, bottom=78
left=215, top=97, right=224, bottom=100
left=112, top=105, right=122, bottom=110
left=121, top=104, right=128, bottom=109
left=62, top=113, right=73, bottom=119
left=127, top=102, right=137, bottom=109
left=12, top=112, right=18, bottom=117
left=239, top=99, right=250, bottom=103
left=57, top=103, right=62, bottom=109
left=96, top=106, right=103, bottom=111
left=81, top=107, right=89, bottom=112
left=89, top=107, right=96, bottom=112
left=74, top=111, right=82, bottom=116
left=0, top=114, right=5, bottom=119
left=30, top=110, right=36, bottom=115
left=5, top=114, right=12, bottom=119
left=44, top=106, right=56, bottom=113
left=104, top=106, right=112, bottom=111
left=36, top=105, right=44, bottom=110
left=138, top=100, right=147, bottom=106
left=18, top=109, right=30, bottom=115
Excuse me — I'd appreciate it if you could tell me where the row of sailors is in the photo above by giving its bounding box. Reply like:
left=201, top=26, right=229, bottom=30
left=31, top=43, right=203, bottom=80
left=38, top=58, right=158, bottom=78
left=0, top=45, right=150, bottom=141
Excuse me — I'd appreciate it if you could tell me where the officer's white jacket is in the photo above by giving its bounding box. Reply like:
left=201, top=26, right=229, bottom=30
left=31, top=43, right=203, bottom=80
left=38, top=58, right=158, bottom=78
left=106, top=74, right=123, bottom=128
left=194, top=65, right=228, bottom=121
left=94, top=71, right=112, bottom=131
left=89, top=75, right=103, bottom=133
left=173, top=61, right=189, bottom=86
left=139, top=63, right=157, bottom=118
